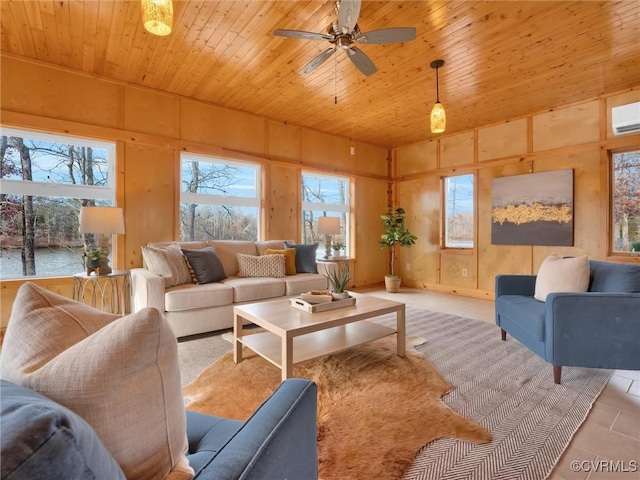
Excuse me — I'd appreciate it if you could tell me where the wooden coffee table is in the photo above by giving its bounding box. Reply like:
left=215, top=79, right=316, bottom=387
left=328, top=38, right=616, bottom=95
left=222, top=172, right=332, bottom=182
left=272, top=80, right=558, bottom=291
left=233, top=292, right=405, bottom=381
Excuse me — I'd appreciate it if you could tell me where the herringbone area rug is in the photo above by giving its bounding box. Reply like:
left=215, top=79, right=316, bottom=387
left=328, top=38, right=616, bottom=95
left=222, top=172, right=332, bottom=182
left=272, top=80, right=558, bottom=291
left=372, top=307, right=611, bottom=480
left=177, top=305, right=611, bottom=480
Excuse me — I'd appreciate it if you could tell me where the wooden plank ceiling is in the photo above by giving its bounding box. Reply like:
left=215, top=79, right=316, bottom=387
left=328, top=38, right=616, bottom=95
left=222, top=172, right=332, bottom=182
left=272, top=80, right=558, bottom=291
left=1, top=1, right=639, bottom=148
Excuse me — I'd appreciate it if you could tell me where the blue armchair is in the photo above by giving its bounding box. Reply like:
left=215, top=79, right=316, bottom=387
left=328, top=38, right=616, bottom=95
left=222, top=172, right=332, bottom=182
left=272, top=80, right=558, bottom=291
left=1, top=379, right=318, bottom=479
left=495, top=260, right=640, bottom=384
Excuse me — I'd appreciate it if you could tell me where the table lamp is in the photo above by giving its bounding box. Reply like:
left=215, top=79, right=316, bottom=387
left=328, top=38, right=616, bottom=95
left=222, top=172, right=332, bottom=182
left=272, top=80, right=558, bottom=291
left=79, top=206, right=125, bottom=275
left=317, top=216, right=341, bottom=259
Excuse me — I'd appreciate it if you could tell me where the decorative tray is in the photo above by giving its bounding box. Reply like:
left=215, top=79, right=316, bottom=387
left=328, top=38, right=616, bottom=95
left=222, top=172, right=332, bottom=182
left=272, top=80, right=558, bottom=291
left=289, top=295, right=356, bottom=313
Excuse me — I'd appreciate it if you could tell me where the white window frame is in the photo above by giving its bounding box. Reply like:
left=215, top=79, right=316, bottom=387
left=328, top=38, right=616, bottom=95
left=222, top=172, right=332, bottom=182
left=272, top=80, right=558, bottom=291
left=301, top=171, right=351, bottom=250
left=180, top=152, right=261, bottom=232
left=442, top=173, right=475, bottom=249
left=0, top=127, right=116, bottom=201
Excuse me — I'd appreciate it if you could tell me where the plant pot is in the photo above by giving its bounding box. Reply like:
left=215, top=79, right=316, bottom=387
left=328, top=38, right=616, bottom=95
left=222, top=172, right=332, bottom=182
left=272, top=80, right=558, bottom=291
left=330, top=291, right=350, bottom=300
left=385, top=276, right=401, bottom=293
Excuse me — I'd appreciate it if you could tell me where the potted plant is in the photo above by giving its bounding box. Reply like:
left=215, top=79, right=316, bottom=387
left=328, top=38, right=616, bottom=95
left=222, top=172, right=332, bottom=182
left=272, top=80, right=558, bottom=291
left=331, top=241, right=345, bottom=257
left=324, top=261, right=351, bottom=300
left=379, top=205, right=417, bottom=293
left=84, top=248, right=107, bottom=269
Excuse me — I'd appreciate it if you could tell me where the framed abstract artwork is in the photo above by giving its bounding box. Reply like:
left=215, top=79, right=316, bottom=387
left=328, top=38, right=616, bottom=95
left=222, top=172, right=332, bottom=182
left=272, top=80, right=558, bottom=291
left=491, top=169, right=574, bottom=246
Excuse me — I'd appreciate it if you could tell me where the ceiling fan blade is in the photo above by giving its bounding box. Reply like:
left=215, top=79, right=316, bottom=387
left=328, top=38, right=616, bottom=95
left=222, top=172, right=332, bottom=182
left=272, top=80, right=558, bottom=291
left=301, top=47, right=336, bottom=74
left=347, top=46, right=377, bottom=76
left=273, top=29, right=332, bottom=41
left=356, top=27, right=417, bottom=44
left=337, top=0, right=361, bottom=34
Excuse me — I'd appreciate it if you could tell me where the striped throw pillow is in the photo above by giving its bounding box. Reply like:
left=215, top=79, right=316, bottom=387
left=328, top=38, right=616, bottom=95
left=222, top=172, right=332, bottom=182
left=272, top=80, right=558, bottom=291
left=141, top=243, right=192, bottom=288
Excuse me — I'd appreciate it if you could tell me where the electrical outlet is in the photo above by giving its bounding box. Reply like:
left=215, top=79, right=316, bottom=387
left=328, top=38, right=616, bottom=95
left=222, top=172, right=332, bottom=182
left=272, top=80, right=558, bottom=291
left=462, top=268, right=468, bottom=277
left=406, top=263, right=410, bottom=271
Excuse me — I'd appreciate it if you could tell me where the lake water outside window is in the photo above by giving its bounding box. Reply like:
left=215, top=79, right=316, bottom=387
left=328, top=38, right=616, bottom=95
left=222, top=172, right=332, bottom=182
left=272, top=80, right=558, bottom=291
left=444, top=174, right=474, bottom=248
left=0, top=128, right=116, bottom=280
left=180, top=153, right=260, bottom=241
left=612, top=150, right=640, bottom=253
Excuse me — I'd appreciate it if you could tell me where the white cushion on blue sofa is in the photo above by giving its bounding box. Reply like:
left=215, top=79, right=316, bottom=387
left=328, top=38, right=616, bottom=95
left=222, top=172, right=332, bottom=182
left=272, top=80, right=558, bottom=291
left=534, top=254, right=590, bottom=302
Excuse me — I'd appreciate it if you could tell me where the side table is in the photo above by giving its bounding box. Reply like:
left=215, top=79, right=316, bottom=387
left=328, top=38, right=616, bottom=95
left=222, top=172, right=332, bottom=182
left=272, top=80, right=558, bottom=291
left=72, top=270, right=131, bottom=315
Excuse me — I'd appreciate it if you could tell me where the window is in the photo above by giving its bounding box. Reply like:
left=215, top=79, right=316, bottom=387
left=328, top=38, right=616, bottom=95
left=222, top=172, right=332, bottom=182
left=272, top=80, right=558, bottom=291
left=0, top=127, right=116, bottom=279
left=180, top=154, right=260, bottom=241
left=443, top=174, right=474, bottom=248
left=301, top=172, right=350, bottom=257
left=611, top=150, right=640, bottom=253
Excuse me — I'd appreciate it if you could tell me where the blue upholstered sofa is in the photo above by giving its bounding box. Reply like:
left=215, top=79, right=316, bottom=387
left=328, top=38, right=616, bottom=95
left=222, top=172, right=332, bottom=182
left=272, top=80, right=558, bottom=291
left=495, top=260, right=640, bottom=384
left=1, top=378, right=318, bottom=479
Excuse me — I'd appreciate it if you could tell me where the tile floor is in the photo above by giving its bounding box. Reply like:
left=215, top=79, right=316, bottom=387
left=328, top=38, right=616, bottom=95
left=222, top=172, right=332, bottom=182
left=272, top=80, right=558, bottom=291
left=358, top=286, right=640, bottom=480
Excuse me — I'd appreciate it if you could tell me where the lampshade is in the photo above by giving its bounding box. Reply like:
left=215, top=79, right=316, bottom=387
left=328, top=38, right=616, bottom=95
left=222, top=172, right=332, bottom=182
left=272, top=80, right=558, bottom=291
left=430, top=102, right=446, bottom=133
left=79, top=207, right=125, bottom=234
left=318, top=216, right=341, bottom=235
left=430, top=59, right=446, bottom=134
left=141, top=0, right=173, bottom=36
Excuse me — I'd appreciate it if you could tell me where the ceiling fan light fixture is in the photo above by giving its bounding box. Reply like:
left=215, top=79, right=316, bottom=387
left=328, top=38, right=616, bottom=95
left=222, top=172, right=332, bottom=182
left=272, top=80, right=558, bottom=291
left=141, top=0, right=173, bottom=36
left=430, top=59, right=446, bottom=134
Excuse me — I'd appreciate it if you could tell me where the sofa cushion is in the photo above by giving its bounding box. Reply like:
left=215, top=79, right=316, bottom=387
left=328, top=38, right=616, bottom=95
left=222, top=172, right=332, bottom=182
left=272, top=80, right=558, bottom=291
left=165, top=282, right=234, bottom=312
left=208, top=240, right=258, bottom=277
left=534, top=254, right=590, bottom=302
left=256, top=240, right=292, bottom=255
left=0, top=283, right=192, bottom=480
left=237, top=253, right=286, bottom=278
left=221, top=277, right=286, bottom=303
left=283, top=273, right=329, bottom=296
left=589, top=260, right=640, bottom=293
left=265, top=248, right=297, bottom=275
left=496, top=295, right=546, bottom=341
left=284, top=242, right=319, bottom=274
left=0, top=380, right=125, bottom=480
left=182, top=247, right=227, bottom=284
left=142, top=243, right=193, bottom=288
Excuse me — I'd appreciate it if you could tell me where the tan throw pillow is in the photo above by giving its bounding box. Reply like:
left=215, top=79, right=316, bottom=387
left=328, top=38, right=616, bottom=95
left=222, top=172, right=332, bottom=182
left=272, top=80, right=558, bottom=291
left=534, top=254, right=590, bottom=302
left=237, top=253, right=286, bottom=278
left=0, top=283, right=192, bottom=480
left=142, top=243, right=192, bottom=288
left=264, top=248, right=297, bottom=275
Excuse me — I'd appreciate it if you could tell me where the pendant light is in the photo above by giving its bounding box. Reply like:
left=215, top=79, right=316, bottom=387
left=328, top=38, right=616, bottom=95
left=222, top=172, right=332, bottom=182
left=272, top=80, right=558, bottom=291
left=141, top=0, right=173, bottom=36
left=430, top=59, right=446, bottom=133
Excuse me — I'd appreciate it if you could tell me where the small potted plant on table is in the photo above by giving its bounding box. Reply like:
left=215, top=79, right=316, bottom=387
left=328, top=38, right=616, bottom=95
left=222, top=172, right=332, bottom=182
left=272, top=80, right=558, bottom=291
left=379, top=206, right=417, bottom=293
left=84, top=248, right=108, bottom=275
left=324, top=261, right=351, bottom=300
left=331, top=241, right=345, bottom=257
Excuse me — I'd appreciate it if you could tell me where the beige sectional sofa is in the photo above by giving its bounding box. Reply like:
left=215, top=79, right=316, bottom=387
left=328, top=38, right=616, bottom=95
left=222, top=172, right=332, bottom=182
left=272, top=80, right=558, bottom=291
left=130, top=240, right=329, bottom=338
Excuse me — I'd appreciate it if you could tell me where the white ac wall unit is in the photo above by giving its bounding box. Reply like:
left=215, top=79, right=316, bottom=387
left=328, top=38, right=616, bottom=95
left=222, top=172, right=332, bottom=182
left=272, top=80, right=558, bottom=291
left=612, top=102, right=640, bottom=135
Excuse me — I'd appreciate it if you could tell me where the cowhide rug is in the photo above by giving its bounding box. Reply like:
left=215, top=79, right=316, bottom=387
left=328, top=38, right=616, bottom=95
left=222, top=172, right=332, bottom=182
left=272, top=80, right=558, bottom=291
left=183, top=336, right=491, bottom=480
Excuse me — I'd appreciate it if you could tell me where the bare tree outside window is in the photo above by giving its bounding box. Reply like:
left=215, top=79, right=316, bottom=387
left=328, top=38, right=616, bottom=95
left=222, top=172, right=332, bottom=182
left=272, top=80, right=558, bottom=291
left=612, top=150, right=640, bottom=253
left=301, top=173, right=349, bottom=256
left=179, top=155, right=260, bottom=241
left=444, top=174, right=474, bottom=248
left=0, top=129, right=115, bottom=279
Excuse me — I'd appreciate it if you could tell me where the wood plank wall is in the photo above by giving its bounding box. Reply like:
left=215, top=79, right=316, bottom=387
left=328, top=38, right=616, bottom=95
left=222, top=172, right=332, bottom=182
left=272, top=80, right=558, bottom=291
left=1, top=54, right=638, bottom=329
left=393, top=89, right=640, bottom=299
left=0, top=55, right=390, bottom=328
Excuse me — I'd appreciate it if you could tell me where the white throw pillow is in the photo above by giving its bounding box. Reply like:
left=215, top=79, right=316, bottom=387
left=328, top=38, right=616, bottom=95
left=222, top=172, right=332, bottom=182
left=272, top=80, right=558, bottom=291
left=534, top=254, right=590, bottom=302
left=237, top=253, right=286, bottom=278
left=142, top=243, right=192, bottom=288
left=0, top=282, right=193, bottom=480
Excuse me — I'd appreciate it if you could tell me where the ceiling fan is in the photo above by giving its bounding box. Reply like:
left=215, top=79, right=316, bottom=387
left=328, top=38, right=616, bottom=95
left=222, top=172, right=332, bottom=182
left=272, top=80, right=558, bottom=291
left=273, top=0, right=416, bottom=77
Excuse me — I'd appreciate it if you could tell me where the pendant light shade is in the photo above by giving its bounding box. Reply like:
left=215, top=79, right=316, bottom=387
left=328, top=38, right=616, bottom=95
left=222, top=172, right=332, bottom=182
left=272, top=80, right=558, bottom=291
left=430, top=102, right=446, bottom=134
left=430, top=60, right=446, bottom=134
left=141, top=0, right=173, bottom=36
